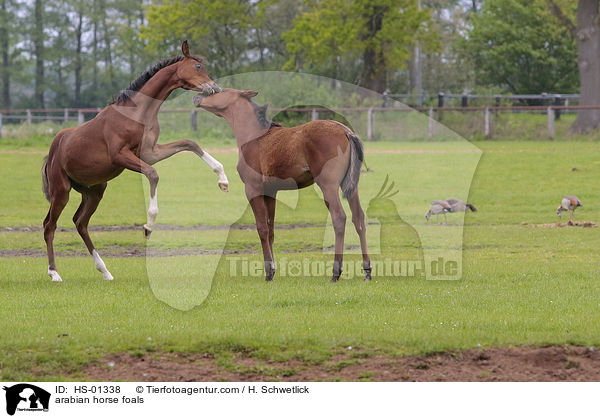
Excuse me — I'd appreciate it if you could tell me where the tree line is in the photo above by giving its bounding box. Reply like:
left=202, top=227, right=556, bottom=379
left=1, top=0, right=599, bottom=132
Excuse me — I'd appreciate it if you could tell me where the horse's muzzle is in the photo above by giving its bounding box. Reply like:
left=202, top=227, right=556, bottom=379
left=198, top=83, right=222, bottom=96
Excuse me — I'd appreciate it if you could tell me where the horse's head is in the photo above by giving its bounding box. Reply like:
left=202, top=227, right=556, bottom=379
left=193, top=88, right=258, bottom=117
left=176, top=40, right=221, bottom=96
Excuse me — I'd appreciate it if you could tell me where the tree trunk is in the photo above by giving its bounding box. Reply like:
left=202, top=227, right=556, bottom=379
left=33, top=0, right=44, bottom=106
left=256, top=28, right=265, bottom=70
left=127, top=14, right=135, bottom=78
left=93, top=4, right=98, bottom=91
left=0, top=0, right=10, bottom=109
left=571, top=0, right=600, bottom=133
left=361, top=6, right=387, bottom=93
left=74, top=9, right=83, bottom=106
left=100, top=0, right=113, bottom=89
left=408, top=45, right=422, bottom=105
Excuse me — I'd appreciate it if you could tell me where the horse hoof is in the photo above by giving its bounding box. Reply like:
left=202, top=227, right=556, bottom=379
left=331, top=276, right=340, bottom=283
left=364, top=275, right=372, bottom=281
left=265, top=276, right=274, bottom=282
left=219, top=182, right=229, bottom=192
left=143, top=225, right=152, bottom=238
left=48, top=269, right=63, bottom=282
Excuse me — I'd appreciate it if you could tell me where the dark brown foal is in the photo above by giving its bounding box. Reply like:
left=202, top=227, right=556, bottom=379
left=42, top=41, right=228, bottom=282
left=194, top=89, right=371, bottom=282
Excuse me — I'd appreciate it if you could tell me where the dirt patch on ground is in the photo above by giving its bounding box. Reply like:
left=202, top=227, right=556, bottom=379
left=0, top=245, right=253, bottom=258
left=1, top=222, right=332, bottom=234
left=520, top=221, right=596, bottom=228
left=82, top=345, right=600, bottom=382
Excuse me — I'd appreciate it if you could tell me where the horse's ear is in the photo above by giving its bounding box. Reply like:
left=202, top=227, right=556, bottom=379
left=182, top=40, right=190, bottom=58
left=240, top=90, right=259, bottom=98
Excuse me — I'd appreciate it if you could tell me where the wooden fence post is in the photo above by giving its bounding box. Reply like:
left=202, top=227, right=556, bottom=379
left=64, top=108, right=69, bottom=123
left=77, top=110, right=84, bottom=126
left=191, top=110, right=198, bottom=131
left=311, top=108, right=318, bottom=121
left=553, top=95, right=562, bottom=120
left=26, top=109, right=32, bottom=124
left=437, top=92, right=445, bottom=108
left=428, top=107, right=434, bottom=138
left=437, top=92, right=444, bottom=121
left=494, top=95, right=500, bottom=117
left=367, top=108, right=374, bottom=141
left=461, top=94, right=468, bottom=107
left=484, top=107, right=491, bottom=138
left=547, top=106, right=555, bottom=139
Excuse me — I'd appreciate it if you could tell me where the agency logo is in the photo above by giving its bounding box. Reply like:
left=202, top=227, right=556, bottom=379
left=3, top=384, right=50, bottom=416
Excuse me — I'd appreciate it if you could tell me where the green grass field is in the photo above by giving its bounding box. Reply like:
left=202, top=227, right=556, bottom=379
left=2, top=133, right=600, bottom=381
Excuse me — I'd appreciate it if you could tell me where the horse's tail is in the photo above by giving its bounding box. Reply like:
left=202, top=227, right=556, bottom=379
left=42, top=155, right=50, bottom=202
left=466, top=203, right=477, bottom=212
left=341, top=132, right=364, bottom=199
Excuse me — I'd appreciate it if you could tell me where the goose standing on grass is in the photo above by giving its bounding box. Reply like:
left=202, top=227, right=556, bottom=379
left=446, top=198, right=477, bottom=213
left=426, top=200, right=453, bottom=224
left=557, top=195, right=582, bottom=223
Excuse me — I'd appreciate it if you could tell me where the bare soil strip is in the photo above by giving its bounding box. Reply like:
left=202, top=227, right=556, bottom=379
left=520, top=221, right=596, bottom=228
left=0, top=247, right=228, bottom=258
left=2, top=220, right=545, bottom=234
left=82, top=345, right=600, bottom=382
left=1, top=222, right=328, bottom=233
left=0, top=243, right=359, bottom=258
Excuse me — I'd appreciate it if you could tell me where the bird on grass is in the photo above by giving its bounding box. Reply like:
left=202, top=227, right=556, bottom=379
left=445, top=198, right=477, bottom=214
left=426, top=200, right=453, bottom=224
left=557, top=195, right=582, bottom=224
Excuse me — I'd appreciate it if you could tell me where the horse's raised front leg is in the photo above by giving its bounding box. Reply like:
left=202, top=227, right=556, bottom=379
left=113, top=149, right=160, bottom=238
left=141, top=140, right=229, bottom=192
left=246, top=186, right=276, bottom=281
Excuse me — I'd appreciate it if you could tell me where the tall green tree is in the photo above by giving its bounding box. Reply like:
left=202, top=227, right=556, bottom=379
left=33, top=0, right=45, bottom=106
left=141, top=0, right=254, bottom=75
left=283, top=0, right=435, bottom=92
left=415, top=0, right=475, bottom=94
left=0, top=0, right=17, bottom=108
left=463, top=0, right=577, bottom=94
left=547, top=0, right=600, bottom=133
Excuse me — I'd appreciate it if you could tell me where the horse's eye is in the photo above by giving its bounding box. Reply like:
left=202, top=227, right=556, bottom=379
left=195, top=63, right=203, bottom=70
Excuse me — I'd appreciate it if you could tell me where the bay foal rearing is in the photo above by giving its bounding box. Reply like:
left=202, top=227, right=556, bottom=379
left=194, top=89, right=371, bottom=282
left=42, top=41, right=229, bottom=282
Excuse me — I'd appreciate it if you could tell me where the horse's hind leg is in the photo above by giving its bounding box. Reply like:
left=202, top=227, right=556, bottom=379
left=320, top=185, right=347, bottom=282
left=348, top=191, right=371, bottom=281
left=43, top=173, right=70, bottom=282
left=73, top=183, right=113, bottom=280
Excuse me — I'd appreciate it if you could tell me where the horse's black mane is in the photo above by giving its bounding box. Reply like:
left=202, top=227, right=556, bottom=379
left=251, top=101, right=282, bottom=129
left=109, top=56, right=186, bottom=105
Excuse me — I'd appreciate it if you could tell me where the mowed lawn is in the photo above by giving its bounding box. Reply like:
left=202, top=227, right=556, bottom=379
left=1, top=138, right=600, bottom=380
